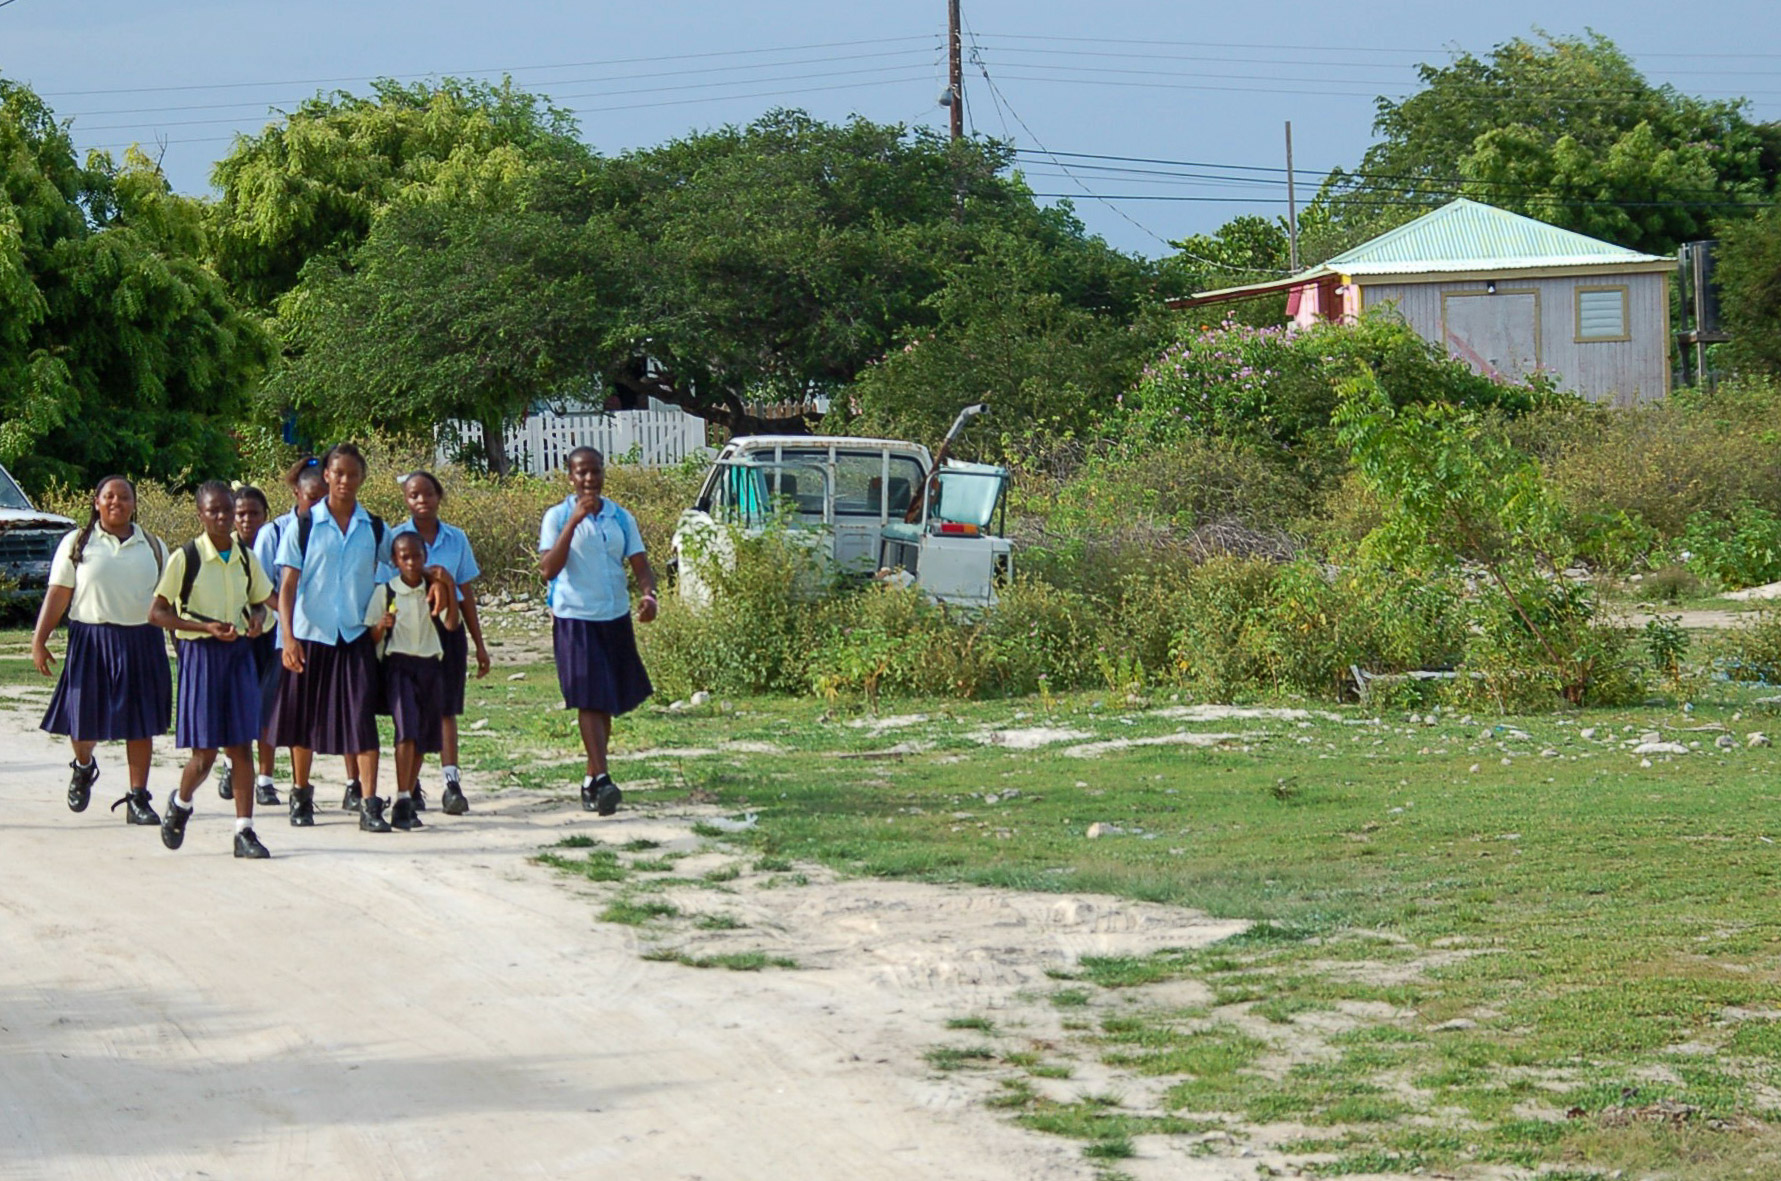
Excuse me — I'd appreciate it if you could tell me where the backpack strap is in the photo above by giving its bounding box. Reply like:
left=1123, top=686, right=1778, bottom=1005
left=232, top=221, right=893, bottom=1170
left=177, top=540, right=202, bottom=615
left=296, top=511, right=313, bottom=560
left=371, top=515, right=385, bottom=547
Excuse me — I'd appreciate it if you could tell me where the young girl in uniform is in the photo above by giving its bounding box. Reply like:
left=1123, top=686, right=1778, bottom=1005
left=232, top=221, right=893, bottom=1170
left=215, top=482, right=282, bottom=808
left=267, top=443, right=397, bottom=832
left=387, top=470, right=489, bottom=816
left=538, top=447, right=657, bottom=816
left=149, top=482, right=276, bottom=859
left=30, top=475, right=170, bottom=826
left=366, top=532, right=460, bottom=831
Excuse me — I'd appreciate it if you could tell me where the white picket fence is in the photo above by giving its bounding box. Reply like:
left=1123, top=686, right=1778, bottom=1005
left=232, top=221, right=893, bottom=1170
left=446, top=408, right=711, bottom=475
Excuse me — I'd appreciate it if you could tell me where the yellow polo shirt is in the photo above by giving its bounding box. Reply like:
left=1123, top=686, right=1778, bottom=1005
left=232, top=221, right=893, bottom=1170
left=153, top=533, right=275, bottom=628
left=364, top=578, right=444, bottom=660
left=48, top=525, right=167, bottom=626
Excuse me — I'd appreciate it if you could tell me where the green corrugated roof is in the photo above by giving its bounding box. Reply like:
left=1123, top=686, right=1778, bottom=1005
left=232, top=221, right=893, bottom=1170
left=1323, top=198, right=1667, bottom=275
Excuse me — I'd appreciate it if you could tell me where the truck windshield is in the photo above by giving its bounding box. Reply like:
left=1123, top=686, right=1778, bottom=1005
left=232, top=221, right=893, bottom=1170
left=0, top=467, right=32, bottom=511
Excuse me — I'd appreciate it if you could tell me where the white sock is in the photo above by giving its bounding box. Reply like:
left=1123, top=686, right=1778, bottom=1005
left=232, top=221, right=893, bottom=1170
left=397, top=789, right=412, bottom=800
left=235, top=817, right=252, bottom=834
left=174, top=795, right=194, bottom=812
left=443, top=764, right=460, bottom=783
left=255, top=774, right=274, bottom=788
left=583, top=775, right=596, bottom=790
left=76, top=758, right=95, bottom=769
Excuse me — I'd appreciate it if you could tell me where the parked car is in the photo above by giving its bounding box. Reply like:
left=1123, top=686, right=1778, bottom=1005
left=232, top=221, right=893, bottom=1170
left=0, top=463, right=76, bottom=596
left=673, top=407, right=1012, bottom=610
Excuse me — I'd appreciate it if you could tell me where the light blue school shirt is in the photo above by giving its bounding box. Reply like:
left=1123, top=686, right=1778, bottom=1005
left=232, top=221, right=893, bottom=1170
left=255, top=509, right=300, bottom=642
left=379, top=519, right=481, bottom=600
left=275, top=501, right=393, bottom=644
left=538, top=497, right=644, bottom=623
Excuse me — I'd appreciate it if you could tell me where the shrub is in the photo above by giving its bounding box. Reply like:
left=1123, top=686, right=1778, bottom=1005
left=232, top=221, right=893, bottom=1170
left=1679, top=502, right=1781, bottom=590
left=1531, top=378, right=1781, bottom=542
left=1715, top=609, right=1781, bottom=684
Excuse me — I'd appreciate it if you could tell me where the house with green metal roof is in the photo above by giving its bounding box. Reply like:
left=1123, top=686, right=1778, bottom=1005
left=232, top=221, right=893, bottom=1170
left=1171, top=198, right=1674, bottom=403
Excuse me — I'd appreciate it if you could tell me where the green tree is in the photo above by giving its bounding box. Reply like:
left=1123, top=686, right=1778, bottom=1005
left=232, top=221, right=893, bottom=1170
left=587, top=111, right=1158, bottom=435
left=0, top=79, right=271, bottom=492
left=1314, top=32, right=1780, bottom=257
left=209, top=78, right=593, bottom=309
left=841, top=231, right=1163, bottom=448
left=1718, top=196, right=1781, bottom=376
left=269, top=202, right=618, bottom=474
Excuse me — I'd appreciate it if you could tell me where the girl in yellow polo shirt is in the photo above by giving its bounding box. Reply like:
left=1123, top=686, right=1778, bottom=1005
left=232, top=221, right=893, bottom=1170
left=149, top=482, right=277, bottom=859
left=31, top=475, right=171, bottom=825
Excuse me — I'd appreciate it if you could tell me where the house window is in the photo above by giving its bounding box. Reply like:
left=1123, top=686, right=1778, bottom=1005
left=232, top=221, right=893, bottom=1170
left=1576, top=286, right=1630, bottom=342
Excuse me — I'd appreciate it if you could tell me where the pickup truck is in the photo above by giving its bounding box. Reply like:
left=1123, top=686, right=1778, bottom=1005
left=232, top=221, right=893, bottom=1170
left=673, top=411, right=1012, bottom=610
left=0, top=463, right=75, bottom=596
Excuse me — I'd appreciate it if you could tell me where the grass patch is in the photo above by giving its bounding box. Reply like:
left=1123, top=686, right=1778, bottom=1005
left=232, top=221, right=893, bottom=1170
left=535, top=850, right=629, bottom=883
left=924, top=1045, right=998, bottom=1071
left=703, top=864, right=742, bottom=883
left=599, top=898, right=679, bottom=925
left=752, top=855, right=795, bottom=872
left=642, top=949, right=797, bottom=971
left=946, top=1015, right=998, bottom=1033
left=621, top=838, right=662, bottom=852
left=692, top=913, right=745, bottom=931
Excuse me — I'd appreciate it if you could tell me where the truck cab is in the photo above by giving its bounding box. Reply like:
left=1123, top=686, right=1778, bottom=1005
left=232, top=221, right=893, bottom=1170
left=0, top=463, right=76, bottom=596
left=674, top=432, right=1012, bottom=610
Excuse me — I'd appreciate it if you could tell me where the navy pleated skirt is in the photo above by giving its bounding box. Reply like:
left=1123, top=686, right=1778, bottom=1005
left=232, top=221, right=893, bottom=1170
left=41, top=622, right=171, bottom=743
left=553, top=614, right=652, bottom=716
left=384, top=653, right=444, bottom=754
left=247, top=631, right=279, bottom=685
left=265, top=634, right=381, bottom=755
left=175, top=637, right=262, bottom=751
left=434, top=619, right=468, bottom=717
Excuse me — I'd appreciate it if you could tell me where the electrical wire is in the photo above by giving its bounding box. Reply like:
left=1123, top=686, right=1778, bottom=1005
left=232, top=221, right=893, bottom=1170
left=974, top=30, right=1781, bottom=61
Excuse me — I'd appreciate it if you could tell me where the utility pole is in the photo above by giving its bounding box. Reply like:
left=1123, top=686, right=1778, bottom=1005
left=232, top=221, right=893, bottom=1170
left=1285, top=120, right=1300, bottom=273
left=948, top=0, right=963, bottom=141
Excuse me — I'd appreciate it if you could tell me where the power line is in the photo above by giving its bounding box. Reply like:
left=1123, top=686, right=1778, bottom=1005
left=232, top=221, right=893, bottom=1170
left=59, top=47, right=939, bottom=118
left=74, top=64, right=937, bottom=132
left=974, top=30, right=1781, bottom=61
left=39, top=34, right=941, bottom=99
left=1026, top=191, right=1774, bottom=209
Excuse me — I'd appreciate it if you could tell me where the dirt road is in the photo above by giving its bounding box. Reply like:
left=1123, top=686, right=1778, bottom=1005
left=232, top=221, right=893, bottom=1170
left=0, top=711, right=1244, bottom=1181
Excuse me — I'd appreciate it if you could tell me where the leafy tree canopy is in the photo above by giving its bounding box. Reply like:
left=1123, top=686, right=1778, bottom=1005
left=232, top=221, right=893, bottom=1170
left=209, top=78, right=593, bottom=308
left=1313, top=32, right=1780, bottom=258
left=1717, top=195, right=1781, bottom=377
left=0, top=78, right=271, bottom=492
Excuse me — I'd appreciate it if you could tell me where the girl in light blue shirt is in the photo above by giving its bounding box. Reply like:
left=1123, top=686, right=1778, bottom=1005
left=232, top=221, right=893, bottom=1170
left=538, top=447, right=657, bottom=816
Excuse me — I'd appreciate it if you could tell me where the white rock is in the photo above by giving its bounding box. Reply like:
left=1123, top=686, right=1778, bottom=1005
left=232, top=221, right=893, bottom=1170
left=1640, top=758, right=1653, bottom=768
left=1085, top=822, right=1121, bottom=839
left=1750, top=733, right=1773, bottom=748
left=505, top=671, right=527, bottom=682
left=1469, top=764, right=1480, bottom=773
left=1716, top=734, right=1738, bottom=750
left=1541, top=749, right=1559, bottom=758
left=1635, top=742, right=1689, bottom=755
left=1641, top=731, right=1663, bottom=744
left=1580, top=727, right=1598, bottom=740
left=668, top=699, right=688, bottom=711
left=470, top=718, right=490, bottom=731
left=689, top=690, right=711, bottom=707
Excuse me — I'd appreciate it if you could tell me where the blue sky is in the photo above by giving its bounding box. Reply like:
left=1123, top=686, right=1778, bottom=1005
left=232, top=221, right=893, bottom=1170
left=5, top=0, right=1777, bottom=256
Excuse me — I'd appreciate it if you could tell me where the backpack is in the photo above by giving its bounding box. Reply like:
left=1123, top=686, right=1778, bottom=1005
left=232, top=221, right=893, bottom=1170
left=295, top=509, right=385, bottom=561
left=178, top=539, right=253, bottom=620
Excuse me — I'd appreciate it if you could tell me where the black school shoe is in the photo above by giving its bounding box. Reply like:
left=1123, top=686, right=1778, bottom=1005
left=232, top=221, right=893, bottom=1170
left=255, top=780, right=282, bottom=807
left=411, top=785, right=427, bottom=812
left=359, top=795, right=392, bottom=833
left=440, top=782, right=469, bottom=815
left=234, top=828, right=271, bottom=859
left=289, top=785, right=316, bottom=827
left=579, top=780, right=597, bottom=811
left=391, top=796, right=422, bottom=831
left=111, top=788, right=159, bottom=826
left=594, top=775, right=622, bottom=817
left=67, top=760, right=99, bottom=812
left=160, top=802, right=192, bottom=850
left=215, top=758, right=233, bottom=799
left=341, top=780, right=363, bottom=812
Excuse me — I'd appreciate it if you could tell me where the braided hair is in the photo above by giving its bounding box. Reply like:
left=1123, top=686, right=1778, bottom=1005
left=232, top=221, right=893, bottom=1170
left=68, top=475, right=136, bottom=565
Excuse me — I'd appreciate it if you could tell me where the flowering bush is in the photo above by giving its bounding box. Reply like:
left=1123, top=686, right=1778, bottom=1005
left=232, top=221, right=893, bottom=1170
left=1123, top=314, right=1561, bottom=453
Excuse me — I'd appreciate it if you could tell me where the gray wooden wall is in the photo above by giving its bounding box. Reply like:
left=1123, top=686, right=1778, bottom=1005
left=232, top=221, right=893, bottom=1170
left=1358, top=271, right=1670, bottom=403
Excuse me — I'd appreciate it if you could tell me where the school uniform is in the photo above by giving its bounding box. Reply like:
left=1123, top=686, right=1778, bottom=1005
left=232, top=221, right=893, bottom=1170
left=264, top=501, right=392, bottom=754
left=40, top=525, right=173, bottom=743
left=383, top=519, right=480, bottom=718
left=252, top=510, right=299, bottom=724
left=538, top=496, right=653, bottom=715
left=156, top=535, right=275, bottom=752
left=367, top=578, right=446, bottom=755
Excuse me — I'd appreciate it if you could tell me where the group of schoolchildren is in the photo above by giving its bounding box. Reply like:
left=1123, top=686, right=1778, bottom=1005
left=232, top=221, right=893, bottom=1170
left=28, top=443, right=657, bottom=861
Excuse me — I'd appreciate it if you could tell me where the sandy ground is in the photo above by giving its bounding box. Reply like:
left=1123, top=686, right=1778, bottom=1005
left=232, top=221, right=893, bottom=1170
left=0, top=707, right=1250, bottom=1181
